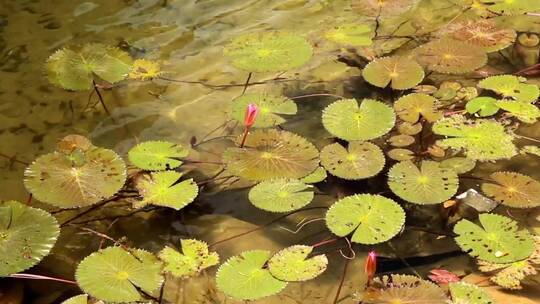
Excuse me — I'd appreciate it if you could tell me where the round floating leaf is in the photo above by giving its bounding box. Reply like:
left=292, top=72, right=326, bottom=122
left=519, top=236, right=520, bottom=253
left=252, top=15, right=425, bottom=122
left=388, top=134, right=415, bottom=147
left=230, top=93, right=297, bottom=128
left=414, top=38, right=487, bottom=74
left=466, top=97, right=499, bottom=117
left=268, top=245, right=327, bottom=282
left=453, top=213, right=535, bottom=263
left=300, top=167, right=327, bottom=184
left=449, top=282, right=494, bottom=304
left=136, top=171, right=198, bottom=210
left=478, top=75, right=539, bottom=102
left=496, top=100, right=540, bottom=124
left=0, top=201, right=60, bottom=276
left=322, top=99, right=395, bottom=141
left=481, top=171, right=540, bottom=208
left=364, top=274, right=448, bottom=304
left=24, top=147, right=126, bottom=208
left=248, top=179, right=314, bottom=212
left=325, top=194, right=405, bottom=244
left=438, top=20, right=516, bottom=52
left=223, top=129, right=319, bottom=181
left=521, top=145, right=540, bottom=157
left=387, top=148, right=415, bottom=161
left=324, top=23, right=373, bottom=46
left=216, top=250, right=287, bottom=301
left=440, top=157, right=476, bottom=174
left=351, top=0, right=420, bottom=17
left=362, top=57, right=424, bottom=90
left=223, top=31, right=312, bottom=73
left=320, top=141, right=385, bottom=180
left=482, top=0, right=540, bottom=15
left=158, top=239, right=219, bottom=279
left=394, top=93, right=442, bottom=123
left=432, top=115, right=517, bottom=161
left=128, top=141, right=189, bottom=171
left=397, top=122, right=422, bottom=135
left=388, top=160, right=459, bottom=205
left=76, top=247, right=163, bottom=303
left=128, top=59, right=161, bottom=80
left=61, top=295, right=89, bottom=304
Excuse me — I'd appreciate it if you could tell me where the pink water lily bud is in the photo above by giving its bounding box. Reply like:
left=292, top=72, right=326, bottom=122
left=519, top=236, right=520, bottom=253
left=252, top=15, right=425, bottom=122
left=364, top=251, right=377, bottom=282
left=428, top=269, right=460, bottom=284
left=244, top=103, right=258, bottom=128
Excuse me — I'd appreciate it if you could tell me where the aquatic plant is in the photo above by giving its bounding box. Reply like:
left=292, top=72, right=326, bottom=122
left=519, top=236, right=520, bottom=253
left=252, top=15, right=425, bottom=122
left=414, top=38, right=488, bottom=74
left=248, top=178, right=314, bottom=212
left=230, top=93, right=296, bottom=128
left=320, top=141, right=385, bottom=180
left=362, top=56, right=425, bottom=90
left=437, top=19, right=516, bottom=52
left=159, top=239, right=219, bottom=279
left=324, top=23, right=373, bottom=46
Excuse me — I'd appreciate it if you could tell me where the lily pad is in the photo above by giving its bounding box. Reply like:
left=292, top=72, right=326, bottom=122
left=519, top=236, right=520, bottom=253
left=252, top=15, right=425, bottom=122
left=394, top=93, right=442, bottom=123
left=351, top=0, right=420, bottom=17
left=75, top=247, right=163, bottom=303
left=128, top=59, right=161, bottom=80
left=60, top=295, right=91, bottom=304
left=136, top=171, right=198, bottom=210
left=481, top=171, right=540, bottom=208
left=324, top=24, right=373, bottom=46
left=478, top=75, right=539, bottom=103
left=230, top=93, right=297, bottom=128
left=216, top=250, right=288, bottom=301
left=521, top=145, right=540, bottom=157
left=432, top=115, right=517, bottom=161
left=158, top=239, right=219, bottom=279
left=414, top=38, right=487, bottom=74
left=268, top=245, right=328, bottom=282
left=482, top=0, right=540, bottom=15
left=388, top=161, right=458, bottom=205
left=320, top=141, right=385, bottom=180
left=387, top=148, right=415, bottom=161
left=362, top=57, right=424, bottom=90
left=128, top=141, right=189, bottom=171
left=364, top=274, right=448, bottom=304
left=449, top=282, right=494, bottom=304
left=440, top=157, right=476, bottom=174
left=397, top=122, right=423, bottom=135
left=300, top=167, right=327, bottom=184
left=388, top=135, right=415, bottom=147
left=0, top=201, right=60, bottom=276
left=466, top=97, right=499, bottom=117
left=325, top=194, right=405, bottom=244
left=24, top=147, right=126, bottom=208
left=223, top=129, right=319, bottom=181
left=453, top=213, right=535, bottom=263
left=495, top=100, right=540, bottom=124
left=322, top=99, right=395, bottom=141
left=438, top=19, right=516, bottom=52
left=223, top=31, right=312, bottom=73
left=248, top=178, right=314, bottom=212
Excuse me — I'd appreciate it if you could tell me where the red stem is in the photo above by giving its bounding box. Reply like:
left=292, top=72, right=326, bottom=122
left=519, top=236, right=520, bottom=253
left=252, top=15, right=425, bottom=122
left=240, top=127, right=250, bottom=148
left=311, top=238, right=339, bottom=248
left=9, top=273, right=77, bottom=285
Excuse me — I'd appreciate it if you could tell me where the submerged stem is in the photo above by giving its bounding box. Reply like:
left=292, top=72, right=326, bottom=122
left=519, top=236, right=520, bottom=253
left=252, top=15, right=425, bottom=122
left=333, top=258, right=350, bottom=304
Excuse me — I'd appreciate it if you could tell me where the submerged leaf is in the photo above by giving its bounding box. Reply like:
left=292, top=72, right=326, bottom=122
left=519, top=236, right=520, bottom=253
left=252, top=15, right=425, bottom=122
left=223, top=31, right=312, bottom=73
left=325, top=194, right=405, bottom=244
left=216, top=250, right=287, bottom=301
left=351, top=0, right=420, bottom=17
left=414, top=38, right=487, bottom=74
left=449, top=282, right=494, bottom=304
left=453, top=213, right=535, bottom=263
left=324, top=24, right=373, bottom=46
left=128, top=59, right=161, bottom=80
left=478, top=75, right=539, bottom=102
left=438, top=20, right=516, bottom=52
left=388, top=161, right=459, bottom=205
left=496, top=100, right=540, bottom=123
left=481, top=171, right=540, bottom=208
left=159, top=239, right=219, bottom=279
left=230, top=93, right=297, bottom=128
left=223, top=129, right=319, bottom=181
left=387, top=148, right=415, bottom=161
left=388, top=135, right=415, bottom=147
left=322, top=99, right=395, bottom=141
left=248, top=178, right=314, bottom=212
left=364, top=274, right=448, bottom=304
left=521, top=145, right=540, bottom=157
left=440, top=157, right=476, bottom=174
left=136, top=171, right=198, bottom=210
left=362, top=57, right=424, bottom=90
left=268, top=245, right=327, bottom=282
left=397, top=122, right=423, bottom=135
left=320, top=141, right=385, bottom=180
left=394, top=93, right=442, bottom=123
left=128, top=141, right=189, bottom=171
left=0, top=201, right=60, bottom=276
left=466, top=97, right=499, bottom=117
left=60, top=295, right=91, bottom=304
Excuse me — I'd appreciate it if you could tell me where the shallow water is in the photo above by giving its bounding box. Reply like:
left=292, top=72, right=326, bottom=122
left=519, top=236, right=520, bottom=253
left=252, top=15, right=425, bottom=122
left=1, top=0, right=540, bottom=303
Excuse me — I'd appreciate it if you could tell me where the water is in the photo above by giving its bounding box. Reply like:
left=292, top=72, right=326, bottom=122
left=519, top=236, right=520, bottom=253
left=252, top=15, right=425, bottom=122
left=0, top=0, right=539, bottom=303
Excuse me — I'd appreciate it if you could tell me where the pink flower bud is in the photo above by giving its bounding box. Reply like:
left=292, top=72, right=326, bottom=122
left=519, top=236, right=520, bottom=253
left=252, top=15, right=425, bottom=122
left=364, top=251, right=377, bottom=282
left=244, top=103, right=258, bottom=128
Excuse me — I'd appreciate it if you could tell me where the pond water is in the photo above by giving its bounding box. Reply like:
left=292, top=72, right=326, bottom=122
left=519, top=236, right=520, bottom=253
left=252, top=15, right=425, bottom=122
left=1, top=0, right=540, bottom=303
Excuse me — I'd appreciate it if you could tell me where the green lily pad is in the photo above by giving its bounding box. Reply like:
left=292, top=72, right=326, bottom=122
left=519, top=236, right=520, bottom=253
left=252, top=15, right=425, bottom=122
left=136, top=171, right=198, bottom=210
left=478, top=75, right=539, bottom=102
left=60, top=295, right=90, bottom=304
left=388, top=160, right=459, bottom=205
left=248, top=178, right=314, bottom=212
left=268, top=245, right=327, bottom=282
left=75, top=247, right=163, bottom=303
left=496, top=100, right=540, bottom=124
left=414, top=38, right=487, bottom=74
left=230, top=93, right=297, bottom=128
left=320, top=141, right=385, bottom=180
left=362, top=57, right=424, bottom=90
left=438, top=19, right=516, bottom=53
left=481, top=171, right=540, bottom=208
left=397, top=122, right=423, bottom=135
left=325, top=194, right=405, bottom=244
left=466, top=97, right=500, bottom=117
left=0, top=201, right=60, bottom=276
left=394, top=93, right=442, bottom=123
left=521, top=145, right=540, bottom=157
left=46, top=43, right=133, bottom=91
left=388, top=135, right=415, bottom=147
left=449, top=282, right=494, bottom=304
left=300, top=167, right=327, bottom=184
left=440, top=157, right=476, bottom=174
left=366, top=274, right=448, bottom=304
left=324, top=24, right=373, bottom=46
left=24, top=147, right=126, bottom=208
left=322, top=99, right=395, bottom=141
left=128, top=141, right=189, bottom=171
left=482, top=0, right=540, bottom=15
left=216, top=250, right=288, bottom=301
left=387, top=148, right=415, bottom=161
left=223, top=129, right=319, bottom=181
left=432, top=115, right=517, bottom=161
left=223, top=31, right=312, bottom=73
left=158, top=239, right=219, bottom=279
left=453, top=213, right=535, bottom=263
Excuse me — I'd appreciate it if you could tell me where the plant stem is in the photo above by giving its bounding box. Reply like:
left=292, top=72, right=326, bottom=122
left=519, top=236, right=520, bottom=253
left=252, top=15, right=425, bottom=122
left=242, top=72, right=252, bottom=95
left=311, top=237, right=339, bottom=248
left=92, top=80, right=113, bottom=117
left=333, top=259, right=350, bottom=304
left=9, top=273, right=77, bottom=285
left=240, top=127, right=250, bottom=148
left=515, top=134, right=540, bottom=144
left=0, top=152, right=28, bottom=166
left=290, top=93, right=345, bottom=100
